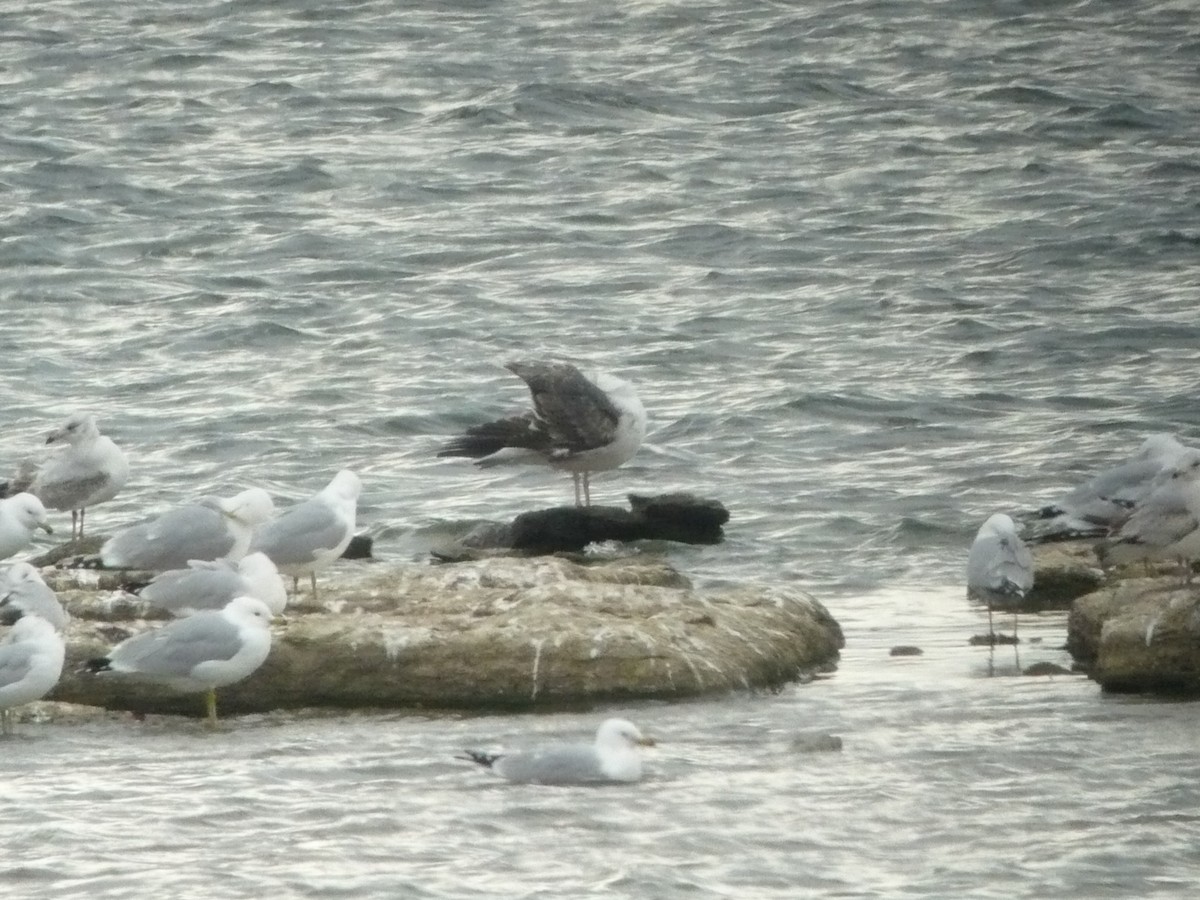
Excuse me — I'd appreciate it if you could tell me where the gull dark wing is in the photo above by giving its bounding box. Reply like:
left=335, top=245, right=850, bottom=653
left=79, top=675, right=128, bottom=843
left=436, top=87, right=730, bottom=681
left=507, top=361, right=621, bottom=456
left=437, top=411, right=552, bottom=459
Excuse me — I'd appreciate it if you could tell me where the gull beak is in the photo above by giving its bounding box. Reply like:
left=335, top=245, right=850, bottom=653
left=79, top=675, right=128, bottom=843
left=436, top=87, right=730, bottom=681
left=39, top=522, right=53, bottom=534
left=637, top=736, right=657, bottom=748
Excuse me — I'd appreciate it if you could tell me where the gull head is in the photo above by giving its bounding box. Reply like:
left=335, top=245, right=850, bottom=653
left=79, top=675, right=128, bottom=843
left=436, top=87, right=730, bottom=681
left=4, top=493, right=52, bottom=534
left=46, top=412, right=100, bottom=446
left=596, top=717, right=656, bottom=749
left=221, top=488, right=276, bottom=526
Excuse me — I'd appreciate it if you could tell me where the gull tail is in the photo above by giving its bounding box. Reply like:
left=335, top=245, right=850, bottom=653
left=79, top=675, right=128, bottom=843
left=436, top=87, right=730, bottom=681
left=82, top=657, right=113, bottom=675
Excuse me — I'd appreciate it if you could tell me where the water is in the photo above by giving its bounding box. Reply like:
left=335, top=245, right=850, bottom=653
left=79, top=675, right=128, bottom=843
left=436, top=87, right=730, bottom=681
left=3, top=0, right=1200, bottom=896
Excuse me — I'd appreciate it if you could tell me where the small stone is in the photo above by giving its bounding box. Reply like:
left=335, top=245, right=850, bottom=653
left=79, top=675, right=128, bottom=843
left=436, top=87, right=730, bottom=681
left=791, top=732, right=843, bottom=753
left=889, top=645, right=923, bottom=656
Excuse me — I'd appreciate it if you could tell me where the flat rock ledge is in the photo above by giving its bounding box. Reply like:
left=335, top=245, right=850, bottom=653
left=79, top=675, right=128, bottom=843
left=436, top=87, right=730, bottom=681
left=1026, top=540, right=1106, bottom=609
left=40, top=556, right=844, bottom=718
left=1067, top=577, right=1200, bottom=694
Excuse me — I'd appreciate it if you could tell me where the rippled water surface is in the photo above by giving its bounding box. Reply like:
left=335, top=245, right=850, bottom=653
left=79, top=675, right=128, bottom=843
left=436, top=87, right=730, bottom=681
left=3, top=0, right=1200, bottom=896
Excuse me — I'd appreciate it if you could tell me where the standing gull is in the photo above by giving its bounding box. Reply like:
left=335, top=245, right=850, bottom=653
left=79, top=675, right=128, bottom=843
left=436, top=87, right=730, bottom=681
left=249, top=470, right=360, bottom=601
left=101, top=488, right=275, bottom=572
left=967, top=513, right=1035, bottom=645
left=1098, top=449, right=1200, bottom=583
left=0, top=493, right=53, bottom=560
left=458, top=717, right=655, bottom=785
left=139, top=552, right=287, bottom=617
left=30, top=413, right=129, bottom=540
left=84, top=595, right=274, bottom=725
left=0, top=563, right=70, bottom=633
left=1037, top=433, right=1187, bottom=535
left=0, top=609, right=66, bottom=735
left=438, top=360, right=647, bottom=507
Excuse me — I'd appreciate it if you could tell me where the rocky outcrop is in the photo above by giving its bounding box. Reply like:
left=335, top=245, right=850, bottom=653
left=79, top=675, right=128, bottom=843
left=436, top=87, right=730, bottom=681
left=40, top=555, right=843, bottom=718
left=1067, top=576, right=1200, bottom=693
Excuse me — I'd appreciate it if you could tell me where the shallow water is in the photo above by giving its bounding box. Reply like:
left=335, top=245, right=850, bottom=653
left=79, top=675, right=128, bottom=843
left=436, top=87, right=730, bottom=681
left=3, top=0, right=1200, bottom=896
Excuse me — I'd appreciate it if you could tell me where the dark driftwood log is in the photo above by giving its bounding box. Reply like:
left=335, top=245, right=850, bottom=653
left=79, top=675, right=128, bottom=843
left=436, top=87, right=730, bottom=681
left=458, top=492, right=729, bottom=555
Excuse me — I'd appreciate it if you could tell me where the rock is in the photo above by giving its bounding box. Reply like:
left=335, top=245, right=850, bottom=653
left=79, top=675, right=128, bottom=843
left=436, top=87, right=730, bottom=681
left=1026, top=540, right=1106, bottom=608
left=889, top=645, right=923, bottom=657
left=790, top=732, right=843, bottom=753
left=449, top=492, right=730, bottom=556
left=1067, top=576, right=1200, bottom=693
left=40, top=555, right=844, bottom=718
left=1022, top=662, right=1073, bottom=677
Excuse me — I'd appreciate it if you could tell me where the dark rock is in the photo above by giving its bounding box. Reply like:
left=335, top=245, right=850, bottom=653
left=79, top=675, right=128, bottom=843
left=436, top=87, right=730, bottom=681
left=790, top=732, right=843, bottom=753
left=1022, top=662, right=1073, bottom=677
left=454, top=492, right=730, bottom=555
left=889, top=645, right=923, bottom=657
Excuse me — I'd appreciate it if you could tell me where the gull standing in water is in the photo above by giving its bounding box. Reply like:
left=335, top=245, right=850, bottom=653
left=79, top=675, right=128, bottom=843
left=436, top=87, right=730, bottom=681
left=249, top=470, right=361, bottom=601
left=0, top=493, right=53, bottom=560
left=967, top=513, right=1035, bottom=645
left=458, top=717, right=655, bottom=785
left=84, top=595, right=274, bottom=725
left=30, top=413, right=129, bottom=540
left=438, top=360, right=647, bottom=507
left=0, top=608, right=66, bottom=735
left=101, top=488, right=275, bottom=571
left=138, top=552, right=287, bottom=617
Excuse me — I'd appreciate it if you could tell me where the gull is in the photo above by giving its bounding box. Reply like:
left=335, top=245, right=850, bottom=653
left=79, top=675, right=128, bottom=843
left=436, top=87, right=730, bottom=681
left=84, top=595, right=274, bottom=725
left=1098, top=449, right=1200, bottom=583
left=0, top=609, right=66, bottom=736
left=30, top=413, right=129, bottom=540
left=101, top=488, right=275, bottom=572
left=249, top=470, right=360, bottom=601
left=458, top=717, right=655, bottom=785
left=0, top=493, right=53, bottom=560
left=438, top=360, right=647, bottom=507
left=1037, top=433, right=1187, bottom=535
left=967, top=513, right=1035, bottom=644
left=139, top=552, right=287, bottom=617
left=0, top=563, right=70, bottom=632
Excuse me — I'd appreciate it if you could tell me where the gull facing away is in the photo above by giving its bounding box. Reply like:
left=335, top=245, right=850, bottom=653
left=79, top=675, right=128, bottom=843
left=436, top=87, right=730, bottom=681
left=458, top=717, right=655, bottom=785
left=0, top=609, right=66, bottom=736
left=84, top=595, right=274, bottom=725
left=0, top=563, right=70, bottom=632
left=438, top=360, right=647, bottom=507
left=0, top=493, right=53, bottom=560
left=1037, top=433, right=1187, bottom=536
left=967, top=513, right=1035, bottom=644
left=249, top=470, right=361, bottom=601
left=139, top=552, right=287, bottom=617
left=101, top=488, right=276, bottom=572
left=30, top=413, right=129, bottom=540
left=1098, top=449, right=1200, bottom=583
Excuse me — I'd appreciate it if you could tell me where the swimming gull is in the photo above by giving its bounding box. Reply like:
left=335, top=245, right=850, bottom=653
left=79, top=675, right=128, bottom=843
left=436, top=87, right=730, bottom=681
left=438, top=360, right=647, bottom=507
left=0, top=493, right=53, bottom=560
left=458, top=717, right=655, bottom=785
left=1098, top=449, right=1200, bottom=583
left=0, top=609, right=66, bottom=735
left=84, top=595, right=274, bottom=725
left=0, top=563, right=70, bottom=632
left=30, top=413, right=129, bottom=540
left=1036, top=434, right=1187, bottom=536
left=139, top=552, right=287, bottom=617
left=249, top=470, right=360, bottom=601
left=101, top=487, right=276, bottom=572
left=967, top=513, right=1034, bottom=644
